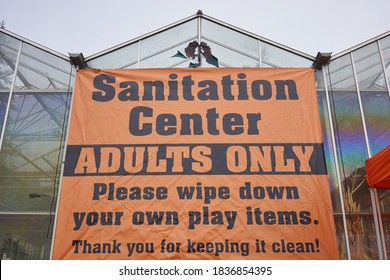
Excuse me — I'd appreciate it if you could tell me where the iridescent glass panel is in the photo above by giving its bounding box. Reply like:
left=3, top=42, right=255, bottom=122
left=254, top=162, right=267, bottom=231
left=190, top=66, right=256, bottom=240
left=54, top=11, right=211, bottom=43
left=317, top=91, right=341, bottom=212
left=360, top=91, right=390, bottom=155
left=330, top=90, right=378, bottom=259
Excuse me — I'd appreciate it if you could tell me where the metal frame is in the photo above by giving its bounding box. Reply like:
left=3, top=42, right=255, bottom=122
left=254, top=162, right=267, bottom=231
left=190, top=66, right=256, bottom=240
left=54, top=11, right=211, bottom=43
left=350, top=51, right=385, bottom=259
left=375, top=39, right=389, bottom=259
left=378, top=40, right=390, bottom=99
left=0, top=41, right=22, bottom=151
left=0, top=31, right=74, bottom=260
left=323, top=38, right=390, bottom=259
left=322, top=66, right=352, bottom=259
left=49, top=66, right=75, bottom=259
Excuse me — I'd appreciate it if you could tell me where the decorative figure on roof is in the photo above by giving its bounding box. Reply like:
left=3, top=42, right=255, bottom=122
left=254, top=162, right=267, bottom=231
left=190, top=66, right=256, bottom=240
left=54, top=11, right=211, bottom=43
left=172, top=40, right=219, bottom=68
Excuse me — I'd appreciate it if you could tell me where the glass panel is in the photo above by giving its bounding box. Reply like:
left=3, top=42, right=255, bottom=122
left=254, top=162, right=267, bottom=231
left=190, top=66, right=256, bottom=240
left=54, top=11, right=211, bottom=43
left=317, top=91, right=341, bottom=212
left=330, top=91, right=368, bottom=176
left=140, top=41, right=195, bottom=68
left=0, top=93, right=69, bottom=212
left=172, top=60, right=194, bottom=68
left=261, top=41, right=312, bottom=67
left=318, top=90, right=349, bottom=258
left=0, top=214, right=53, bottom=259
left=0, top=32, right=20, bottom=90
left=378, top=189, right=390, bottom=213
left=15, top=43, right=70, bottom=91
left=202, top=19, right=259, bottom=58
left=141, top=37, right=260, bottom=68
left=361, top=91, right=390, bottom=155
left=329, top=90, right=378, bottom=259
left=334, top=215, right=347, bottom=259
left=0, top=93, right=9, bottom=132
left=328, top=54, right=356, bottom=90
left=379, top=35, right=390, bottom=87
left=353, top=43, right=385, bottom=90
left=347, top=214, right=379, bottom=259
left=377, top=190, right=390, bottom=259
left=140, top=19, right=197, bottom=60
left=87, top=42, right=139, bottom=69
left=200, top=39, right=259, bottom=68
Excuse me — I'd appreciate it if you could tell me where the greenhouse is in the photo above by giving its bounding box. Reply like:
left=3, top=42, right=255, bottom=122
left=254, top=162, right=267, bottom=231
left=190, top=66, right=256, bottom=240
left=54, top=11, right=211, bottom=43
left=0, top=11, right=389, bottom=260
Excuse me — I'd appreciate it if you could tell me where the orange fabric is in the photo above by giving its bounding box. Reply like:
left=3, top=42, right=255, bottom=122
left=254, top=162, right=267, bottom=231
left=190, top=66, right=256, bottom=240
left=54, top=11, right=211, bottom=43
left=366, top=145, right=390, bottom=189
left=52, top=68, right=338, bottom=259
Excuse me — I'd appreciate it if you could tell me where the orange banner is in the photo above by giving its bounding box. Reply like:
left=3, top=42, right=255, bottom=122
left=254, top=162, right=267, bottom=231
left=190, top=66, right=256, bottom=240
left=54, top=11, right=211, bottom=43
left=52, top=68, right=338, bottom=259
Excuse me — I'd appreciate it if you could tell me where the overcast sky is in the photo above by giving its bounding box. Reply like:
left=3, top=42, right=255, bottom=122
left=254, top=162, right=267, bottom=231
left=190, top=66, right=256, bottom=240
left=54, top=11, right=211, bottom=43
left=2, top=0, right=390, bottom=58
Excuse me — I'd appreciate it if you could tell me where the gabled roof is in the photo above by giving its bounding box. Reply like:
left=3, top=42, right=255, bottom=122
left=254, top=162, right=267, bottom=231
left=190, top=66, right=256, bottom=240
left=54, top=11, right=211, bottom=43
left=86, top=12, right=315, bottom=62
left=1, top=12, right=389, bottom=65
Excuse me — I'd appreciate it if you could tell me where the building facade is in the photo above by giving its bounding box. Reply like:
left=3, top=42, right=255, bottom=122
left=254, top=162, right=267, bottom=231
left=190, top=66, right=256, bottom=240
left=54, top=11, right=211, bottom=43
left=0, top=12, right=389, bottom=260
